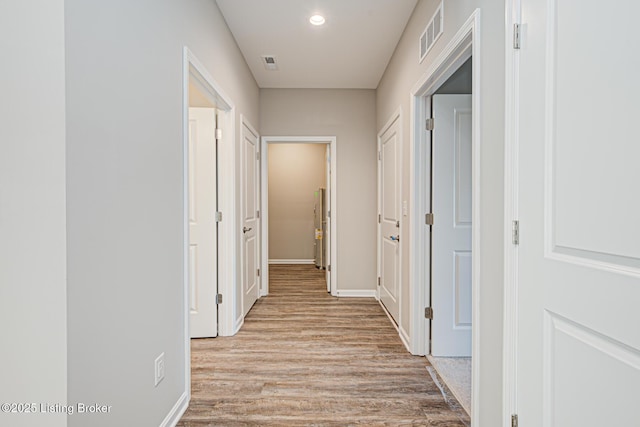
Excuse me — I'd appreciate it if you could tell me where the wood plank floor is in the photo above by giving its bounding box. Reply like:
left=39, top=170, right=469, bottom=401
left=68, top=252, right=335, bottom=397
left=177, top=265, right=470, bottom=426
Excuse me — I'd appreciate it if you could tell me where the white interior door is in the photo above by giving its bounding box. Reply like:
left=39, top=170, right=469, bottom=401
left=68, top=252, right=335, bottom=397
left=241, top=120, right=260, bottom=317
left=431, top=95, right=472, bottom=357
left=515, top=1, right=640, bottom=425
left=188, top=107, right=217, bottom=338
left=325, top=144, right=331, bottom=292
left=378, top=115, right=401, bottom=323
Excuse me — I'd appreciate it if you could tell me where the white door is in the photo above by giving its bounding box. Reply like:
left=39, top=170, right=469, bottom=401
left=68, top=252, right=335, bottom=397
left=515, top=1, right=640, bottom=425
left=325, top=144, right=331, bottom=292
left=378, top=115, right=401, bottom=323
left=431, top=95, right=472, bottom=357
left=188, top=107, right=217, bottom=338
left=241, top=120, right=260, bottom=317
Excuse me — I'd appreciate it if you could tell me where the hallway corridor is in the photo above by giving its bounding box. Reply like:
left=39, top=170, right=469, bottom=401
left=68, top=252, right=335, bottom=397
left=178, top=265, right=469, bottom=426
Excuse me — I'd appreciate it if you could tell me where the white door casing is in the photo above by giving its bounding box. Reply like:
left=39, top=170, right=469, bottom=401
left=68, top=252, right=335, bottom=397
left=378, top=112, right=401, bottom=324
left=188, top=107, right=218, bottom=338
left=241, top=117, right=260, bottom=317
left=325, top=144, right=331, bottom=292
left=511, top=1, right=640, bottom=425
left=431, top=95, right=472, bottom=357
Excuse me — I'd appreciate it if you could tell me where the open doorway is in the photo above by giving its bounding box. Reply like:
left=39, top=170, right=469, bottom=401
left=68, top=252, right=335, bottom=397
left=182, top=47, right=237, bottom=403
left=426, top=57, right=472, bottom=415
left=408, top=12, right=480, bottom=421
left=260, top=136, right=337, bottom=296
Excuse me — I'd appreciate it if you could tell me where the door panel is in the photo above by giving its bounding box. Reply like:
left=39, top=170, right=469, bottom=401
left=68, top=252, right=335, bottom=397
left=241, top=121, right=260, bottom=317
left=431, top=95, right=472, bottom=357
left=516, top=0, right=640, bottom=424
left=379, top=115, right=401, bottom=323
left=188, top=107, right=217, bottom=338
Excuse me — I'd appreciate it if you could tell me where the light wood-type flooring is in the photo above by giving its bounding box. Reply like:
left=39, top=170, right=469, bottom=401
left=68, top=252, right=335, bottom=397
left=177, top=264, right=470, bottom=426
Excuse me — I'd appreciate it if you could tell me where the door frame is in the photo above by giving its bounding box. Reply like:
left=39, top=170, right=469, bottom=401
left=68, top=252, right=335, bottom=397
left=259, top=136, right=337, bottom=296
left=502, top=1, right=520, bottom=426
left=182, top=46, right=236, bottom=398
left=409, top=9, right=481, bottom=424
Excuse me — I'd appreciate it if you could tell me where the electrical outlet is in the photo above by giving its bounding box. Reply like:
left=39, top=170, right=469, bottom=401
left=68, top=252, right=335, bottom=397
left=154, top=353, right=165, bottom=387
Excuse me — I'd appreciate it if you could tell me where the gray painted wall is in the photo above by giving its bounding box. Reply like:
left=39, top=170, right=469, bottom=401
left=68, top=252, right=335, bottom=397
left=435, top=57, right=472, bottom=94
left=268, top=144, right=327, bottom=260
left=260, top=89, right=377, bottom=293
left=64, top=1, right=258, bottom=426
left=377, top=0, right=506, bottom=425
left=0, top=2, right=68, bottom=426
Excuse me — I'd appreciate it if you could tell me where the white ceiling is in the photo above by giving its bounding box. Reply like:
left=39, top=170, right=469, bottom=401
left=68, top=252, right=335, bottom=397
left=216, top=0, right=418, bottom=89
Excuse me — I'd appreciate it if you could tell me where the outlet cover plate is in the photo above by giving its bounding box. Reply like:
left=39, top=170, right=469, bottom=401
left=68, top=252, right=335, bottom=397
left=154, top=352, right=165, bottom=387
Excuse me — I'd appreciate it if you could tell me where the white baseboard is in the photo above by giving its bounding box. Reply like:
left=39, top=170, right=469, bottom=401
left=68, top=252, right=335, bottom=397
left=160, top=390, right=189, bottom=427
left=268, top=259, right=315, bottom=264
left=378, top=299, right=412, bottom=353
left=233, top=316, right=244, bottom=335
left=334, top=289, right=377, bottom=298
left=399, top=326, right=411, bottom=352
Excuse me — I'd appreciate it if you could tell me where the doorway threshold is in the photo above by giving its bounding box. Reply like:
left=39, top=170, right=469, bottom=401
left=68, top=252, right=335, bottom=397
left=427, top=355, right=471, bottom=417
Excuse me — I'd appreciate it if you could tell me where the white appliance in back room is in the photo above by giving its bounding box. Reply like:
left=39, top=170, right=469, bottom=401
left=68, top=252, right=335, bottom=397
left=314, top=188, right=327, bottom=269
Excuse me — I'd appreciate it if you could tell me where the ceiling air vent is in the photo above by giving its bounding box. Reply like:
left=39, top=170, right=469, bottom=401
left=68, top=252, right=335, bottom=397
left=419, top=1, right=443, bottom=63
left=261, top=55, right=278, bottom=71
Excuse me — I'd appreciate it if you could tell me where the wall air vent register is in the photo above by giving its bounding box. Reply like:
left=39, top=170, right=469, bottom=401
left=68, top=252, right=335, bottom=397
left=419, top=2, right=443, bottom=63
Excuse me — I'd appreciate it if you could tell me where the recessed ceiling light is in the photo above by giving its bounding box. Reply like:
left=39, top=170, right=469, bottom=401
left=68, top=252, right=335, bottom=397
left=309, top=15, right=325, bottom=26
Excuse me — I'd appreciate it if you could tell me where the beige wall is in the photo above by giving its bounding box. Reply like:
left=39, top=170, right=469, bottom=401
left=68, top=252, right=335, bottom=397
left=64, top=1, right=259, bottom=426
left=376, top=0, right=506, bottom=425
left=268, top=144, right=326, bottom=260
left=260, top=89, right=377, bottom=293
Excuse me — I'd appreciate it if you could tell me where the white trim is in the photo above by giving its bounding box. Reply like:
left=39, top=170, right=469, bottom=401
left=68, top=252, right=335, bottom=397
left=335, top=290, right=377, bottom=298
left=503, top=1, right=520, bottom=426
left=260, top=136, right=338, bottom=297
left=268, top=259, right=315, bottom=265
left=377, top=299, right=412, bottom=352
left=234, top=316, right=245, bottom=335
left=160, top=391, right=189, bottom=427
left=219, top=108, right=237, bottom=337
left=181, top=47, right=191, bottom=414
left=409, top=10, right=481, bottom=426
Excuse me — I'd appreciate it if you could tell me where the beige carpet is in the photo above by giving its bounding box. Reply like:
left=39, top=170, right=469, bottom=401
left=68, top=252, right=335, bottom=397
left=427, top=355, right=472, bottom=416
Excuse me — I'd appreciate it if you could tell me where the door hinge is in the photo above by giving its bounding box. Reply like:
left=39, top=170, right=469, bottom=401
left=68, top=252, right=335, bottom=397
left=425, top=307, right=433, bottom=319
left=327, top=265, right=331, bottom=272
left=513, top=23, right=521, bottom=49
left=215, top=211, right=223, bottom=222
left=377, top=277, right=381, bottom=287
left=256, top=151, right=261, bottom=161
left=378, top=214, right=381, bottom=224
left=257, top=210, right=260, bottom=219
left=257, top=268, right=260, bottom=277
left=378, top=151, right=381, bottom=160
left=512, top=220, right=519, bottom=245
left=511, top=414, right=518, bottom=427
left=396, top=220, right=400, bottom=228
left=215, top=294, right=223, bottom=304
left=327, top=210, right=331, bottom=219
left=425, top=118, right=434, bottom=131
left=425, top=213, right=434, bottom=226
left=215, top=128, right=222, bottom=140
